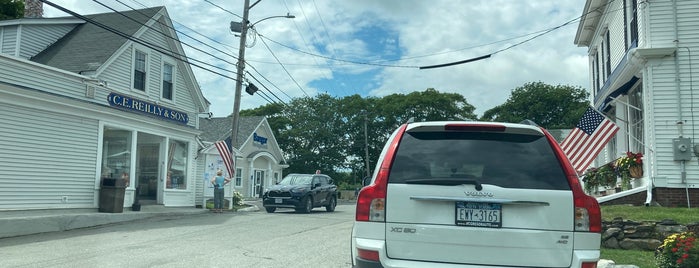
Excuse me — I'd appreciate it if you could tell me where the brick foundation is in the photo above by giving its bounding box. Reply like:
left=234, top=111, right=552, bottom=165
left=599, top=187, right=699, bottom=207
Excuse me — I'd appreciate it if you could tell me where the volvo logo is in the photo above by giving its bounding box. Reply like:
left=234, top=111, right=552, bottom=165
left=464, top=191, right=494, bottom=197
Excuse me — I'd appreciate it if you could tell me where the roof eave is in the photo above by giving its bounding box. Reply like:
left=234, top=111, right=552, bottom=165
left=574, top=0, right=606, bottom=47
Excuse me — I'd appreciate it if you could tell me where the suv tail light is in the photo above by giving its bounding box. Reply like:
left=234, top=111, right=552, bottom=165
left=581, top=262, right=598, bottom=268
left=543, top=128, right=602, bottom=233
left=356, top=124, right=407, bottom=222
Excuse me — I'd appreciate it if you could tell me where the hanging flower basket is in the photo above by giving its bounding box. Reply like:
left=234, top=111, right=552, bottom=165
left=616, top=151, right=644, bottom=182
left=629, top=165, right=643, bottom=178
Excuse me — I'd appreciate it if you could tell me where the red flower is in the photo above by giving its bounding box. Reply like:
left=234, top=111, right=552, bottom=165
left=683, top=253, right=690, bottom=259
left=673, top=247, right=679, bottom=252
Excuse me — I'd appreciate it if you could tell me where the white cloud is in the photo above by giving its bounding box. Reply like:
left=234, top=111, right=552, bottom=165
left=42, top=0, right=590, bottom=117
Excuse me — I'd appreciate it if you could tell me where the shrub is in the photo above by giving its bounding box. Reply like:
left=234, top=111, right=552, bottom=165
left=656, top=232, right=699, bottom=268
left=231, top=191, right=244, bottom=206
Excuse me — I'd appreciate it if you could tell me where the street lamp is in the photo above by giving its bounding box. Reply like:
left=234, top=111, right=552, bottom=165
left=230, top=0, right=294, bottom=152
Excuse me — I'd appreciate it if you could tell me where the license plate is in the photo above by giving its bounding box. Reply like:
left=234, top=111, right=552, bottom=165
left=455, top=202, right=502, bottom=228
left=275, top=198, right=282, bottom=204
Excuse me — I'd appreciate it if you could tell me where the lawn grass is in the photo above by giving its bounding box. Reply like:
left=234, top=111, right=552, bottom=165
left=599, top=205, right=699, bottom=267
left=601, top=205, right=699, bottom=225
left=600, top=248, right=656, bottom=268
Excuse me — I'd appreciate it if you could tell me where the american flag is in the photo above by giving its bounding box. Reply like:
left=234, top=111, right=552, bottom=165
left=560, top=106, right=619, bottom=173
left=214, top=140, right=235, bottom=177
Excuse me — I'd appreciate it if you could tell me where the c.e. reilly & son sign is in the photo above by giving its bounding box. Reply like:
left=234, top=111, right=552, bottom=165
left=108, top=93, right=189, bottom=124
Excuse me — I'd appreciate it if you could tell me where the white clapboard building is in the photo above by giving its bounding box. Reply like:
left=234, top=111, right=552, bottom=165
left=0, top=4, right=211, bottom=210
left=575, top=0, right=699, bottom=206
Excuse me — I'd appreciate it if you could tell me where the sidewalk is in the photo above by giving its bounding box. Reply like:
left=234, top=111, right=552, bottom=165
left=0, top=201, right=260, bottom=239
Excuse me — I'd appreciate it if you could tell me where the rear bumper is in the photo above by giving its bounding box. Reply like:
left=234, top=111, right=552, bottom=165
left=353, top=258, right=383, bottom=268
left=352, top=222, right=600, bottom=268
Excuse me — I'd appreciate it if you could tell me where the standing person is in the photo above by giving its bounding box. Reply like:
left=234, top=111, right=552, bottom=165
left=210, top=170, right=231, bottom=213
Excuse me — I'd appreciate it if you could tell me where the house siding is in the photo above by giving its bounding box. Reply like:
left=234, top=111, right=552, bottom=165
left=98, top=45, right=197, bottom=128
left=0, top=101, right=99, bottom=210
left=1, top=25, right=18, bottom=56
left=99, top=47, right=132, bottom=94
left=0, top=7, right=209, bottom=211
left=645, top=0, right=699, bottom=188
left=577, top=0, right=699, bottom=205
left=0, top=54, right=93, bottom=102
left=19, top=24, right=76, bottom=59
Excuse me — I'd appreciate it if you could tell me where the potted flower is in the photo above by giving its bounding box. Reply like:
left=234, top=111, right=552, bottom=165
left=582, top=163, right=617, bottom=194
left=656, top=231, right=699, bottom=267
left=615, top=151, right=644, bottom=189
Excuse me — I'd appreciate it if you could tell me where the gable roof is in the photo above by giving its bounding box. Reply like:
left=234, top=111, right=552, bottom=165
left=31, top=7, right=162, bottom=73
left=199, top=116, right=267, bottom=149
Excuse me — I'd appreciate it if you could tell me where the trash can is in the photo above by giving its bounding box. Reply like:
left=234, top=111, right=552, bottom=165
left=99, top=178, right=126, bottom=213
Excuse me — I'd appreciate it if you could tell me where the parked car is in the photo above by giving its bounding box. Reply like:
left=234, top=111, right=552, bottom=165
left=351, top=121, right=601, bottom=268
left=262, top=173, right=338, bottom=213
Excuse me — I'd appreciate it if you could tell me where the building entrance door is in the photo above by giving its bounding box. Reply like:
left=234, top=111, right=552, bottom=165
left=253, top=170, right=264, bottom=198
left=136, top=133, right=163, bottom=204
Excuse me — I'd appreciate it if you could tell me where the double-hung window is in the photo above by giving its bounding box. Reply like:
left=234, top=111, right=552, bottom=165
left=162, top=63, right=174, bottom=100
left=133, top=50, right=147, bottom=91
left=235, top=168, right=243, bottom=187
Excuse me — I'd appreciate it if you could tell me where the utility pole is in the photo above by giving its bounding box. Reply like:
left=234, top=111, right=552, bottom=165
left=230, top=0, right=251, bottom=152
left=230, top=1, right=292, bottom=152
left=364, top=112, right=371, bottom=178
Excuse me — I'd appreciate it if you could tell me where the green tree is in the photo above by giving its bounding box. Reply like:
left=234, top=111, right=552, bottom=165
left=239, top=88, right=478, bottom=182
left=480, top=82, right=589, bottom=129
left=0, top=0, right=23, bottom=20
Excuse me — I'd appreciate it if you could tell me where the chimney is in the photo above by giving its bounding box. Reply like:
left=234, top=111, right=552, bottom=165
left=24, top=0, right=44, bottom=18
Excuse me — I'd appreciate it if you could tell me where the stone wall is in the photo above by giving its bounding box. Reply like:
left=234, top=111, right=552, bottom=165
left=602, top=217, right=699, bottom=251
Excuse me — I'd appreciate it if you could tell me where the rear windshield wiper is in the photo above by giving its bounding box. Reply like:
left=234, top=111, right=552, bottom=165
left=404, top=178, right=483, bottom=191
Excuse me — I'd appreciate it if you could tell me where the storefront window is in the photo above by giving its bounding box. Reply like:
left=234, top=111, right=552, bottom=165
left=102, top=127, right=132, bottom=187
left=167, top=140, right=188, bottom=189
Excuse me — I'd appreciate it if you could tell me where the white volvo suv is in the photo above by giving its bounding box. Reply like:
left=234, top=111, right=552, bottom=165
left=351, top=121, right=601, bottom=268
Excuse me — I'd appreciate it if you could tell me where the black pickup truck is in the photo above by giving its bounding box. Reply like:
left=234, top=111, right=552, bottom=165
left=262, top=173, right=338, bottom=213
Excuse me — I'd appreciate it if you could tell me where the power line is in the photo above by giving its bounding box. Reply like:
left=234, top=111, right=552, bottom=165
left=258, top=35, right=311, bottom=97
left=418, top=1, right=615, bottom=69
left=203, top=0, right=243, bottom=19
left=260, top=2, right=616, bottom=70
left=247, top=71, right=290, bottom=105
left=93, top=0, right=239, bottom=74
left=118, top=0, right=241, bottom=61
left=258, top=34, right=420, bottom=69
left=40, top=0, right=241, bottom=82
left=246, top=63, right=294, bottom=100
left=281, top=0, right=332, bottom=80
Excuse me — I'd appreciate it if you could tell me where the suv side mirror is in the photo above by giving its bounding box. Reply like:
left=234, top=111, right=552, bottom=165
left=314, top=183, right=321, bottom=188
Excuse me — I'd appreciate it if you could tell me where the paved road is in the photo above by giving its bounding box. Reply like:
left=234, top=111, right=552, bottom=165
left=0, top=204, right=356, bottom=268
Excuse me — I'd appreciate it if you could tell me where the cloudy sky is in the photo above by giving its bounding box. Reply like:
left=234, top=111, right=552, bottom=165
left=42, top=0, right=591, bottom=117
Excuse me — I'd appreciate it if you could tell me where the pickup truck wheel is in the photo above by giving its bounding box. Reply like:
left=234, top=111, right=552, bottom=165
left=265, top=207, right=276, bottom=213
left=325, top=196, right=336, bottom=212
left=296, top=196, right=313, bottom=213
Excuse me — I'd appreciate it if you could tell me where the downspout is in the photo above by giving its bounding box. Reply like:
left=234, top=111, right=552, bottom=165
left=638, top=0, right=654, bottom=206
left=671, top=0, right=690, bottom=208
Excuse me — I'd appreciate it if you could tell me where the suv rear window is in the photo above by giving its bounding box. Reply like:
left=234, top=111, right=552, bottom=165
left=388, top=131, right=570, bottom=190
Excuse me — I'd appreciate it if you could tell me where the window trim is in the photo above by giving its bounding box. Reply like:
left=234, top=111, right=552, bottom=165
left=131, top=46, right=149, bottom=93
left=166, top=139, right=189, bottom=190
left=235, top=168, right=243, bottom=187
left=160, top=59, right=176, bottom=102
left=604, top=30, right=611, bottom=79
